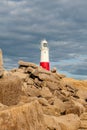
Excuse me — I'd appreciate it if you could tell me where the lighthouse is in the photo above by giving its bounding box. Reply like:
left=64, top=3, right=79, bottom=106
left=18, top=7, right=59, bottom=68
left=40, top=39, right=50, bottom=71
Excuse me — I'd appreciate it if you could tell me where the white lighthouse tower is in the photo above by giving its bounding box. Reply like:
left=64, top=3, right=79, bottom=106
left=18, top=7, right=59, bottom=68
left=40, top=39, right=50, bottom=70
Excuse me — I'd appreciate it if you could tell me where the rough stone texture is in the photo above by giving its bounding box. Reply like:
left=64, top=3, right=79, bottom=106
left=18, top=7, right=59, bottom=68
left=40, top=87, right=52, bottom=98
left=25, top=85, right=41, bottom=97
left=79, top=112, right=87, bottom=129
left=18, top=60, right=38, bottom=69
left=12, top=71, right=28, bottom=81
left=64, top=99, right=85, bottom=116
left=0, top=75, right=22, bottom=106
left=0, top=49, right=4, bottom=77
left=0, top=49, right=3, bottom=67
left=0, top=101, right=46, bottom=130
left=44, top=114, right=80, bottom=130
left=48, top=97, right=65, bottom=114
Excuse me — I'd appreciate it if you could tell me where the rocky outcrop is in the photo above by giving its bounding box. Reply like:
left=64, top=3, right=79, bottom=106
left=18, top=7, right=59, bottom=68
left=0, top=60, right=87, bottom=129
left=0, top=101, right=46, bottom=130
left=44, top=114, right=80, bottom=130
left=0, top=100, right=81, bottom=130
left=0, top=75, right=22, bottom=106
left=0, top=49, right=4, bottom=78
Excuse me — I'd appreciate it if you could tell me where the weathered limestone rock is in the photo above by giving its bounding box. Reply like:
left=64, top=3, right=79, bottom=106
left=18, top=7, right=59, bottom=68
left=38, top=73, right=60, bottom=82
left=34, top=78, right=42, bottom=87
left=42, top=104, right=61, bottom=116
left=25, top=85, right=41, bottom=97
left=26, top=78, right=34, bottom=85
left=80, top=112, right=87, bottom=129
left=76, top=89, right=87, bottom=100
left=18, top=60, right=38, bottom=69
left=46, top=81, right=63, bottom=91
left=0, top=103, right=8, bottom=110
left=64, top=99, right=85, bottom=116
left=51, top=67, right=57, bottom=73
left=0, top=49, right=4, bottom=78
left=0, top=75, right=22, bottom=106
left=19, top=96, right=38, bottom=104
left=61, top=89, right=70, bottom=97
left=48, top=97, right=65, bottom=114
left=44, top=115, right=61, bottom=130
left=44, top=114, right=81, bottom=130
left=0, top=101, right=46, bottom=130
left=40, top=87, right=52, bottom=98
left=0, top=49, right=3, bottom=67
left=36, top=66, right=51, bottom=75
left=25, top=67, right=34, bottom=73
left=12, top=71, right=28, bottom=81
left=38, top=98, right=49, bottom=106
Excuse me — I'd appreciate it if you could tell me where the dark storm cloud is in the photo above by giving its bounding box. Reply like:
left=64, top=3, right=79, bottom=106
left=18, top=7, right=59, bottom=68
left=0, top=0, right=87, bottom=78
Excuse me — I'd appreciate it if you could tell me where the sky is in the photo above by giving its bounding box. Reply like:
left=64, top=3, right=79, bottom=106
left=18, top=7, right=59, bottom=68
left=0, top=0, right=87, bottom=79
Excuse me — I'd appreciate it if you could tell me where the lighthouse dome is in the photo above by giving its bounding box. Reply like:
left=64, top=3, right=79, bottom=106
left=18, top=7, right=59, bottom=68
left=41, top=39, right=48, bottom=49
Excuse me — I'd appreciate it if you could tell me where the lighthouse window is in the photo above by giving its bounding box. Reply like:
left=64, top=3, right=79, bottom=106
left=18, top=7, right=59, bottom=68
left=43, top=43, right=47, bottom=47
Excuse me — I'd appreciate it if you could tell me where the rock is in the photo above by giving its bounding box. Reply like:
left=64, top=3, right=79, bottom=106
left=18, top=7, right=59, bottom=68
left=11, top=68, right=25, bottom=73
left=31, top=69, right=39, bottom=77
left=0, top=49, right=4, bottom=78
left=44, top=115, right=61, bottom=130
left=27, top=78, right=34, bottom=85
left=0, top=103, right=8, bottom=110
left=25, top=85, right=41, bottom=97
left=61, top=89, right=70, bottom=97
left=80, top=112, right=87, bottom=120
left=76, top=89, right=87, bottom=100
left=37, top=66, right=51, bottom=75
left=40, top=87, right=52, bottom=98
left=18, top=60, right=38, bottom=69
left=39, top=73, right=59, bottom=82
left=12, top=71, right=28, bottom=81
left=0, top=75, right=22, bottom=106
left=30, top=67, right=51, bottom=80
left=80, top=112, right=87, bottom=129
left=25, top=67, right=34, bottom=73
left=0, top=100, right=46, bottom=130
left=38, top=98, right=49, bottom=106
left=0, top=49, right=3, bottom=66
left=65, top=99, right=85, bottom=116
left=46, top=81, right=62, bottom=91
left=54, top=90, right=68, bottom=102
left=51, top=67, right=57, bottom=73
left=34, top=78, right=42, bottom=87
left=48, top=97, right=65, bottom=114
left=42, top=104, right=61, bottom=116
left=44, top=114, right=80, bottom=130
left=0, top=59, right=87, bottom=129
left=0, top=69, right=4, bottom=78
left=19, top=96, right=38, bottom=104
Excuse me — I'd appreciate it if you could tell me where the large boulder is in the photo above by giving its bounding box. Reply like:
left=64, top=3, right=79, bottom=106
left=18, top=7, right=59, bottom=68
left=48, top=97, right=65, bottom=114
left=44, top=114, right=81, bottom=130
left=0, top=49, right=4, bottom=78
left=40, top=87, right=52, bottom=98
left=12, top=71, right=28, bottom=81
left=64, top=99, right=85, bottom=116
left=0, top=101, right=46, bottom=130
left=0, top=75, right=22, bottom=106
left=18, top=60, right=38, bottom=69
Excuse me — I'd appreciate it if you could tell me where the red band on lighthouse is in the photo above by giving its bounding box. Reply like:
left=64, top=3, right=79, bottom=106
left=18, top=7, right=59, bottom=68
left=40, top=40, right=50, bottom=71
left=40, top=62, right=50, bottom=70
